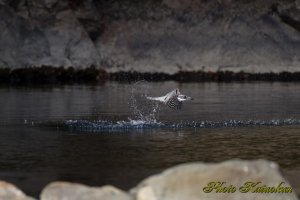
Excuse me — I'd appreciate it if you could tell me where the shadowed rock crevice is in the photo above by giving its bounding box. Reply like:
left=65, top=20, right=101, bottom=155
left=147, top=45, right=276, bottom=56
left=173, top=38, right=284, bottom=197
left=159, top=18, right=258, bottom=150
left=271, top=2, right=300, bottom=32
left=280, top=14, right=300, bottom=31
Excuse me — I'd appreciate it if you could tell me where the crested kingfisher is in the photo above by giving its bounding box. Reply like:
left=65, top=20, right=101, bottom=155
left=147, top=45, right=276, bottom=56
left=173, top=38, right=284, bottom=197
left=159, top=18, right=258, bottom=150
left=147, top=88, right=193, bottom=109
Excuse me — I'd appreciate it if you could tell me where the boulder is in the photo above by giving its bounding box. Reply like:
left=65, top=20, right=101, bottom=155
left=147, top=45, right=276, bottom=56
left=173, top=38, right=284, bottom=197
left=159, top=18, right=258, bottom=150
left=0, top=181, right=36, bottom=200
left=131, top=159, right=298, bottom=200
left=40, top=182, right=133, bottom=200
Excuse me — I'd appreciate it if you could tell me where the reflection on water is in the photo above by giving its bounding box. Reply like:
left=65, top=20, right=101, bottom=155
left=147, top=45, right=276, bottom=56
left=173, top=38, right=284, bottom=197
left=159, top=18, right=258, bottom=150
left=0, top=82, right=299, bottom=197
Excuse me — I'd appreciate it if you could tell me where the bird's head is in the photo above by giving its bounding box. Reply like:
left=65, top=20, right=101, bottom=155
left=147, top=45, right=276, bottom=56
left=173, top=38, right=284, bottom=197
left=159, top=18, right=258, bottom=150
left=177, top=94, right=193, bottom=101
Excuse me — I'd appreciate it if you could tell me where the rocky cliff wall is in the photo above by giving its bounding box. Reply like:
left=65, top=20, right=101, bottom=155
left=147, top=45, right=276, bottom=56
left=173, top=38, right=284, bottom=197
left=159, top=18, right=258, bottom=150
left=1, top=0, right=300, bottom=74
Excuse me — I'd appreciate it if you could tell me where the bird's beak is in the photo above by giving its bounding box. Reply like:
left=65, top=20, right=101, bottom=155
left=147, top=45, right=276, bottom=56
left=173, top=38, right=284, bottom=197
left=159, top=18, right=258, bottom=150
left=187, top=96, right=193, bottom=100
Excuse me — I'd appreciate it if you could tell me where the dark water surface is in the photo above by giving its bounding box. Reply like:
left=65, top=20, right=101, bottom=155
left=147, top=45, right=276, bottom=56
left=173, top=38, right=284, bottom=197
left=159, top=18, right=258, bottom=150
left=0, top=82, right=299, bottom=197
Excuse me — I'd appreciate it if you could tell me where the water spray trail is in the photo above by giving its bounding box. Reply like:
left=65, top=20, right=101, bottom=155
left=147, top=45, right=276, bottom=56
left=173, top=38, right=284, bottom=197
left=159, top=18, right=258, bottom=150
left=129, top=80, right=160, bottom=123
left=64, top=118, right=300, bottom=132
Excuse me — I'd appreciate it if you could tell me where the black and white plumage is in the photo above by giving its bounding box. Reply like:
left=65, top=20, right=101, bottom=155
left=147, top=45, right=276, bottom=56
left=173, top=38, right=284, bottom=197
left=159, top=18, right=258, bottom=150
left=147, top=88, right=193, bottom=110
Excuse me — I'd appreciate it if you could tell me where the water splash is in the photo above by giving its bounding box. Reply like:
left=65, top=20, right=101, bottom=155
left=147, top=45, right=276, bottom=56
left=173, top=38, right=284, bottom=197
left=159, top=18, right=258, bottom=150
left=129, top=80, right=160, bottom=123
left=64, top=118, right=300, bottom=132
left=65, top=119, right=164, bottom=132
left=61, top=81, right=300, bottom=132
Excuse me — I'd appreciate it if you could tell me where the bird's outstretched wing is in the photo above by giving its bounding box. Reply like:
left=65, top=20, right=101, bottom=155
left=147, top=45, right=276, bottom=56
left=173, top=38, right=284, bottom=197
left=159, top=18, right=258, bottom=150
left=147, top=88, right=182, bottom=109
left=146, top=96, right=165, bottom=102
left=146, top=89, right=177, bottom=102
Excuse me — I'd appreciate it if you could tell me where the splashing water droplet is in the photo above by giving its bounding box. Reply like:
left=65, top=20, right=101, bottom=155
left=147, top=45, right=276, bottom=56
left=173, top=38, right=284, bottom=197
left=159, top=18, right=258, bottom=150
left=129, top=80, right=160, bottom=123
left=63, top=118, right=300, bottom=132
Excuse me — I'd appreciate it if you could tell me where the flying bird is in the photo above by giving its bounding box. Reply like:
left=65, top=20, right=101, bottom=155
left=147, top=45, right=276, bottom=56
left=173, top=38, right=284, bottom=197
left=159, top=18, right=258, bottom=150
left=147, top=88, right=193, bottom=109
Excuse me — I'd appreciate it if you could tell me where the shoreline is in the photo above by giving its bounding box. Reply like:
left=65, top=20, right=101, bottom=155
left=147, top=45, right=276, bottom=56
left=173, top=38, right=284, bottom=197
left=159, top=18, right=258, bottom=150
left=1, top=66, right=300, bottom=84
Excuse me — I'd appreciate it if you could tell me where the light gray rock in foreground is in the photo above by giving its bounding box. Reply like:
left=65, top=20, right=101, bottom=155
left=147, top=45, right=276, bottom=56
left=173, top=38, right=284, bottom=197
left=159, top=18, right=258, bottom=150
left=40, top=182, right=133, bottom=200
left=0, top=159, right=298, bottom=200
left=131, top=159, right=298, bottom=200
left=0, top=181, right=36, bottom=200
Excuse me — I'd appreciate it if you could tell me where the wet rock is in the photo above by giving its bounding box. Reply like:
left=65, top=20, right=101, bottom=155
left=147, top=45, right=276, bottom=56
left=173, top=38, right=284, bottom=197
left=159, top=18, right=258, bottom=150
left=0, top=181, right=36, bottom=200
left=0, top=66, right=108, bottom=84
left=40, top=182, right=133, bottom=200
left=131, top=159, right=298, bottom=200
left=109, top=71, right=300, bottom=82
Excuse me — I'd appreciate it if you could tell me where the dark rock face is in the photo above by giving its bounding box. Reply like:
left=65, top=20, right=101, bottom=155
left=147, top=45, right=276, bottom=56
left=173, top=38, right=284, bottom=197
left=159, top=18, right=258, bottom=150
left=0, top=0, right=100, bottom=68
left=0, top=0, right=300, bottom=73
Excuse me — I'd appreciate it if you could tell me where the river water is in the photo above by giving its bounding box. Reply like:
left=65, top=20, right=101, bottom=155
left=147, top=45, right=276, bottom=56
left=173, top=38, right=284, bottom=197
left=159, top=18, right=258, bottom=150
left=0, top=81, right=299, bottom=197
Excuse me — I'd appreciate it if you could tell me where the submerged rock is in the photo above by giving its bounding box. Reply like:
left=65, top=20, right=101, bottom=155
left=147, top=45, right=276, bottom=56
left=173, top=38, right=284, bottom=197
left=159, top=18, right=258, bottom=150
left=40, top=182, right=134, bottom=200
left=0, top=181, right=36, bottom=200
left=131, top=159, right=298, bottom=200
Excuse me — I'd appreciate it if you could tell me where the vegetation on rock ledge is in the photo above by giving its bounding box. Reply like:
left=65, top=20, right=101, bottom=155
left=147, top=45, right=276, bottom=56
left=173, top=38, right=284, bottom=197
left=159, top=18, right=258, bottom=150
left=1, top=67, right=300, bottom=84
